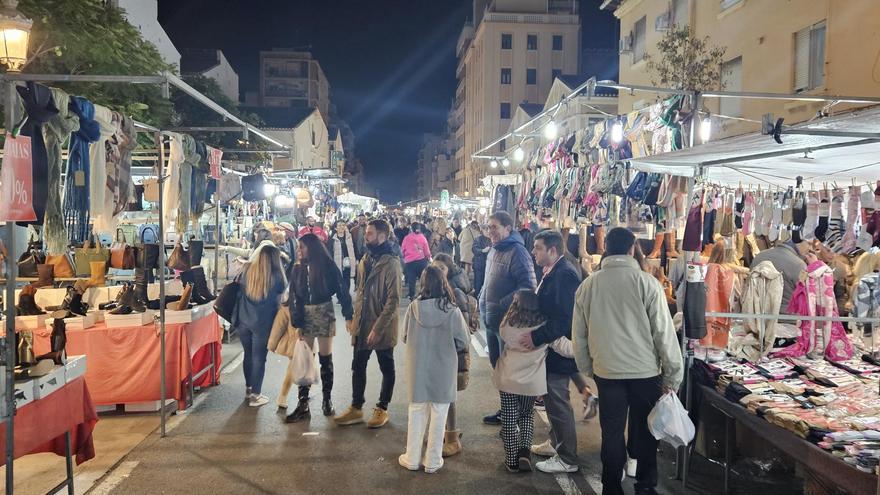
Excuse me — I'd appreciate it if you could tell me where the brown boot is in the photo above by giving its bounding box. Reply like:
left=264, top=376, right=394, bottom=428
left=594, top=225, right=606, bottom=256
left=175, top=283, right=193, bottom=310
left=34, top=264, right=55, bottom=288
left=665, top=230, right=680, bottom=258
left=442, top=430, right=462, bottom=457
left=647, top=233, right=664, bottom=259
left=88, top=261, right=107, bottom=287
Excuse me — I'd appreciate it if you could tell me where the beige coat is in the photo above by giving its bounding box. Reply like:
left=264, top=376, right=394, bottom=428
left=493, top=323, right=548, bottom=397
left=267, top=305, right=296, bottom=358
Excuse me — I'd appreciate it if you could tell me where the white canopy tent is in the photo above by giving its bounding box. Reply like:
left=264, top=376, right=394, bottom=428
left=629, top=106, right=880, bottom=187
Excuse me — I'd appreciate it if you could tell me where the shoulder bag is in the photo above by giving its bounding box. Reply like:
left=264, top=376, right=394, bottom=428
left=214, top=278, right=241, bottom=323
left=167, top=241, right=191, bottom=271
left=110, top=229, right=136, bottom=269
left=73, top=239, right=110, bottom=277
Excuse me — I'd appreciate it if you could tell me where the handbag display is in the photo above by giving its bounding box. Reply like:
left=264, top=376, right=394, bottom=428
left=17, top=245, right=45, bottom=278
left=138, top=225, right=160, bottom=245
left=214, top=280, right=240, bottom=323
left=241, top=174, right=267, bottom=202
left=110, top=229, right=136, bottom=269
left=143, top=178, right=160, bottom=203
left=46, top=253, right=76, bottom=278
left=166, top=241, right=191, bottom=271
left=73, top=240, right=109, bottom=277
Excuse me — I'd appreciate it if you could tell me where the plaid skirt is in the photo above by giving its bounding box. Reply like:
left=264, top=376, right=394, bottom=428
left=299, top=301, right=337, bottom=338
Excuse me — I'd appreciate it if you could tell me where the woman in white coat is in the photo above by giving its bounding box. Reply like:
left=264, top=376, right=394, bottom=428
left=327, top=220, right=356, bottom=292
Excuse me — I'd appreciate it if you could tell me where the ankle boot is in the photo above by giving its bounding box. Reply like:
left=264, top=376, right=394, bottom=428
left=16, top=285, right=46, bottom=316
left=34, top=264, right=55, bottom=288
left=594, top=225, right=606, bottom=255
left=188, top=240, right=204, bottom=266
left=442, top=430, right=462, bottom=457
left=666, top=230, right=681, bottom=258
left=320, top=354, right=335, bottom=416
left=286, top=386, right=311, bottom=423
left=68, top=292, right=88, bottom=316
left=647, top=233, right=664, bottom=259
left=35, top=318, right=66, bottom=365
left=109, top=283, right=136, bottom=315
left=190, top=266, right=215, bottom=303
left=174, top=283, right=193, bottom=311
left=88, top=261, right=107, bottom=287
left=99, top=286, right=126, bottom=310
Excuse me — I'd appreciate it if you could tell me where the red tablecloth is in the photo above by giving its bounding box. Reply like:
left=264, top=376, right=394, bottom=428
left=0, top=377, right=98, bottom=466
left=31, top=314, right=222, bottom=410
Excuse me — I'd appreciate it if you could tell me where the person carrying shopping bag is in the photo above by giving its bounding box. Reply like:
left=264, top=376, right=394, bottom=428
left=399, top=265, right=470, bottom=474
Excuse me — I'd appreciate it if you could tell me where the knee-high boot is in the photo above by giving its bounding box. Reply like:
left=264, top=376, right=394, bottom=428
left=320, top=354, right=335, bottom=416
left=285, top=385, right=311, bottom=423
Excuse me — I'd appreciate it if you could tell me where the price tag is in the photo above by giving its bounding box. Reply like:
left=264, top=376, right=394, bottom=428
left=0, top=133, right=36, bottom=222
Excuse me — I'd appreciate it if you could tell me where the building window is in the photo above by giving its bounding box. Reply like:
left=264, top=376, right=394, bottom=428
left=499, top=139, right=506, bottom=152
left=501, top=33, right=512, bottom=49
left=794, top=21, right=826, bottom=92
left=552, top=68, right=562, bottom=81
left=633, top=16, right=647, bottom=63
left=526, top=68, right=537, bottom=85
left=500, top=102, right=511, bottom=119
left=720, top=0, right=743, bottom=11
left=552, top=35, right=563, bottom=51
left=720, top=56, right=742, bottom=117
left=527, top=34, right=538, bottom=50
left=501, top=68, right=512, bottom=85
left=672, top=0, right=688, bottom=26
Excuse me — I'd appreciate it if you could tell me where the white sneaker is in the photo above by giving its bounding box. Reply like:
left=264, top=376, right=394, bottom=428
left=626, top=458, right=638, bottom=478
left=398, top=454, right=419, bottom=471
left=248, top=394, right=269, bottom=407
left=424, top=459, right=444, bottom=474
left=535, top=455, right=578, bottom=474
left=530, top=439, right=557, bottom=457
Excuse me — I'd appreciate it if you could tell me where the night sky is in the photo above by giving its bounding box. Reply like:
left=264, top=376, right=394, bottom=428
left=158, top=0, right=617, bottom=202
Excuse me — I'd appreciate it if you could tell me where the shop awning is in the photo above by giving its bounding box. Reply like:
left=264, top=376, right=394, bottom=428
left=630, top=106, right=880, bottom=187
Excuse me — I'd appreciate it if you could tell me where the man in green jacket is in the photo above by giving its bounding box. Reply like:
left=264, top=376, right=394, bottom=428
left=335, top=219, right=402, bottom=429
left=571, top=227, right=683, bottom=495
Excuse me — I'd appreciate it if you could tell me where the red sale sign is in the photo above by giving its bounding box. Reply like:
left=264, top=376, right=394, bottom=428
left=0, top=133, right=36, bottom=222
left=207, top=146, right=222, bottom=179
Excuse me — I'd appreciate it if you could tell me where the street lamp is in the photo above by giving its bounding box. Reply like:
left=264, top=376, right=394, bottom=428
left=501, top=158, right=510, bottom=168
left=0, top=0, right=31, bottom=72
left=544, top=120, right=558, bottom=140
left=513, top=147, right=524, bottom=162
left=490, top=159, right=498, bottom=168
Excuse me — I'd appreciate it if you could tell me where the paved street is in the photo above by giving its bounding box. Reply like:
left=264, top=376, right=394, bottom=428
left=93, top=304, right=700, bottom=495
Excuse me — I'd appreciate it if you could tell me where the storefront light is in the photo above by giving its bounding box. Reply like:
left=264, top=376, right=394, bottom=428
left=490, top=160, right=498, bottom=169
left=0, top=0, right=31, bottom=72
left=611, top=120, right=623, bottom=144
left=502, top=158, right=510, bottom=168
left=513, top=147, right=524, bottom=162
left=274, top=194, right=295, bottom=208
left=544, top=121, right=558, bottom=140
left=478, top=207, right=487, bottom=215
left=700, top=116, right=712, bottom=143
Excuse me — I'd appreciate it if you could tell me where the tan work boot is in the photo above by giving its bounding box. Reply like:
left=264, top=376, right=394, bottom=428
left=366, top=407, right=389, bottom=428
left=333, top=406, right=364, bottom=426
left=647, top=233, right=664, bottom=259
left=442, top=430, right=462, bottom=457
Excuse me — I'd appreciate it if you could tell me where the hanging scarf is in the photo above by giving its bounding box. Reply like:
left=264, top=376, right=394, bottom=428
left=176, top=134, right=199, bottom=233
left=64, top=96, right=100, bottom=244
left=90, top=105, right=116, bottom=232
left=190, top=140, right=209, bottom=225
left=113, top=115, right=137, bottom=216
left=42, top=88, right=80, bottom=254
left=15, top=82, right=58, bottom=227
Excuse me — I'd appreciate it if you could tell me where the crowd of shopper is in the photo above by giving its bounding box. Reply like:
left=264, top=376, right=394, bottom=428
left=226, top=209, right=682, bottom=493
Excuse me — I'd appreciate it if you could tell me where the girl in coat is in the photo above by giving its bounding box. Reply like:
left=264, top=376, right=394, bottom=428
left=328, top=220, right=356, bottom=292
left=494, top=289, right=549, bottom=472
left=235, top=243, right=288, bottom=407
left=399, top=266, right=469, bottom=474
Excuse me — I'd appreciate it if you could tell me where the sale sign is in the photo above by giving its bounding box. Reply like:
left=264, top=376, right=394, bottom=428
left=0, top=133, right=36, bottom=222
left=207, top=145, right=223, bottom=179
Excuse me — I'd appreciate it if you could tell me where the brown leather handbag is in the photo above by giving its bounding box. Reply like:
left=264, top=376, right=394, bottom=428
left=110, top=229, right=135, bottom=269
left=46, top=252, right=76, bottom=278
left=166, top=241, right=191, bottom=271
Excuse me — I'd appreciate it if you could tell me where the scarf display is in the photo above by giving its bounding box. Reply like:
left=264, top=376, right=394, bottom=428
left=15, top=81, right=58, bottom=227
left=112, top=115, right=137, bottom=216
left=89, top=104, right=115, bottom=232
left=42, top=88, right=80, bottom=254
left=64, top=96, right=100, bottom=245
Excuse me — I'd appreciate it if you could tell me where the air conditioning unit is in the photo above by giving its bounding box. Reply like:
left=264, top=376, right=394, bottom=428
left=619, top=33, right=633, bottom=53
left=655, top=11, right=671, bottom=31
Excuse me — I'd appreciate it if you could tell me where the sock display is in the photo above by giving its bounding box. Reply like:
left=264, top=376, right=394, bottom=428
left=803, top=192, right=819, bottom=241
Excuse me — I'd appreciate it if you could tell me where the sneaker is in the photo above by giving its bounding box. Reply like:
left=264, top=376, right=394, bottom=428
left=367, top=407, right=390, bottom=428
left=535, top=455, right=579, bottom=474
left=626, top=458, right=638, bottom=478
left=483, top=410, right=502, bottom=426
left=398, top=454, right=419, bottom=471
left=424, top=459, right=444, bottom=474
left=531, top=439, right=558, bottom=457
left=517, top=447, right=532, bottom=472
left=534, top=397, right=545, bottom=411
left=583, top=396, right=598, bottom=421
left=334, top=406, right=364, bottom=426
left=248, top=394, right=269, bottom=407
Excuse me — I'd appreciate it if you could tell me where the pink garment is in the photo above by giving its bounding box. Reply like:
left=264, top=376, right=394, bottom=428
left=401, top=232, right=431, bottom=263
left=772, top=260, right=853, bottom=361
left=298, top=226, right=328, bottom=243
left=701, top=264, right=735, bottom=350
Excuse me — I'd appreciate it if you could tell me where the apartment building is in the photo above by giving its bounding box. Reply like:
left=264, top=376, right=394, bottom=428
left=417, top=133, right=456, bottom=201
left=180, top=49, right=240, bottom=102
left=454, top=0, right=581, bottom=197
left=604, top=0, right=880, bottom=137
left=255, top=49, right=331, bottom=120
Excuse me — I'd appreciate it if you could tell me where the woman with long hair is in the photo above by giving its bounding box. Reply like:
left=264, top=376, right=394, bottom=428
left=283, top=234, right=353, bottom=421
left=399, top=266, right=469, bottom=474
left=235, top=243, right=288, bottom=407
left=328, top=220, right=356, bottom=292
left=401, top=222, right=432, bottom=299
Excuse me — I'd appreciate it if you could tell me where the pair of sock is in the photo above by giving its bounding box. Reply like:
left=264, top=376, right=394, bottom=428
left=802, top=192, right=819, bottom=241
left=842, top=185, right=861, bottom=253
left=826, top=189, right=846, bottom=253
left=815, top=190, right=830, bottom=242
left=742, top=192, right=756, bottom=236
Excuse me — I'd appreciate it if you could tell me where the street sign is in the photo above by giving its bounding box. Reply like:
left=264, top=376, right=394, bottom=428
left=0, top=133, right=36, bottom=222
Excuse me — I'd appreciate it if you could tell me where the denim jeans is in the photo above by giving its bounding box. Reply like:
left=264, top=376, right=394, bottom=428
left=486, top=326, right=504, bottom=368
left=238, top=325, right=270, bottom=394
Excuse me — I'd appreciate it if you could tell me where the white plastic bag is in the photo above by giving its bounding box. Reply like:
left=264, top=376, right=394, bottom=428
left=648, top=391, right=695, bottom=448
left=291, top=339, right=318, bottom=386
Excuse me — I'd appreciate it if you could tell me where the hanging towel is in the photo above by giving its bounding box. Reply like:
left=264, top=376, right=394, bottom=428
left=42, top=88, right=79, bottom=254
left=64, top=96, right=100, bottom=244
left=15, top=82, right=58, bottom=227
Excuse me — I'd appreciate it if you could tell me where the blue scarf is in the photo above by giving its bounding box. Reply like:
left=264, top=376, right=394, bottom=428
left=64, top=96, right=100, bottom=245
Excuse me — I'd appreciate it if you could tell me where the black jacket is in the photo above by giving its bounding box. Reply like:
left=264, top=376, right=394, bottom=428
left=288, top=259, right=354, bottom=326
left=471, top=235, right=491, bottom=270
left=531, top=257, right=580, bottom=375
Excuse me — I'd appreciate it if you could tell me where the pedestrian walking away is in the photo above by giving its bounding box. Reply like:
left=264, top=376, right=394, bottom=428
left=401, top=222, right=431, bottom=299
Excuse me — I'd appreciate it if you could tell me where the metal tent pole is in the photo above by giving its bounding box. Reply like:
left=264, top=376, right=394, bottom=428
left=213, top=198, right=220, bottom=296
left=156, top=133, right=167, bottom=438
left=3, top=79, right=18, bottom=495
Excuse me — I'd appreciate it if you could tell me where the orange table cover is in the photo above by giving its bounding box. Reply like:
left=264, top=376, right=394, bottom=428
left=30, top=314, right=222, bottom=408
left=0, top=377, right=98, bottom=466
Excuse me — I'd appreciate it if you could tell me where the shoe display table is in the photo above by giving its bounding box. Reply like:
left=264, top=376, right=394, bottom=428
left=28, top=311, right=222, bottom=411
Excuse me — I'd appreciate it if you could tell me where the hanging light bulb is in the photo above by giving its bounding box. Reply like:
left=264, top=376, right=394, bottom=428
left=544, top=120, right=558, bottom=140
left=513, top=147, right=524, bottom=162
left=502, top=158, right=510, bottom=168
left=490, top=160, right=498, bottom=168
left=263, top=183, right=278, bottom=196
left=700, top=115, right=712, bottom=143
left=611, top=120, right=624, bottom=144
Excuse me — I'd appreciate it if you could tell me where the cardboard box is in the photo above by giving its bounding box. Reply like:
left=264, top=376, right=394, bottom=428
left=32, top=366, right=65, bottom=399
left=48, top=313, right=96, bottom=331
left=64, top=355, right=87, bottom=382
left=15, top=314, right=47, bottom=330
left=13, top=379, right=36, bottom=408
left=164, top=303, right=213, bottom=324
left=89, top=310, right=105, bottom=323
left=105, top=310, right=154, bottom=328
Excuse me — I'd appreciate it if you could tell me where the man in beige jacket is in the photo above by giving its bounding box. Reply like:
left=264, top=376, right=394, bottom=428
left=571, top=227, right=683, bottom=495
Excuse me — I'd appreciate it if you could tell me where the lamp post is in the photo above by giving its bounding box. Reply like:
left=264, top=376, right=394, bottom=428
left=0, top=0, right=31, bottom=72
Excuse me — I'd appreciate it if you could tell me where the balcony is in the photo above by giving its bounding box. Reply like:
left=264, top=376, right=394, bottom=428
left=456, top=22, right=474, bottom=58
left=483, top=12, right=578, bottom=25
